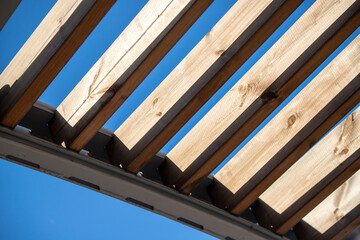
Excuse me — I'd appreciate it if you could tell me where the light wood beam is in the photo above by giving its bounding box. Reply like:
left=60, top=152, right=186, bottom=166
left=302, top=172, right=360, bottom=234
left=293, top=171, right=360, bottom=240
left=0, top=0, right=116, bottom=127
left=162, top=0, right=360, bottom=192
left=251, top=107, right=359, bottom=234
left=278, top=158, right=360, bottom=235
left=49, top=0, right=213, bottom=151
left=211, top=33, right=360, bottom=215
left=109, top=0, right=292, bottom=171
left=262, top=110, right=360, bottom=207
left=330, top=215, right=360, bottom=240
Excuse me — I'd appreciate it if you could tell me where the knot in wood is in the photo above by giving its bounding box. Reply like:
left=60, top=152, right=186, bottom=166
left=334, top=147, right=349, bottom=156
left=216, top=49, right=225, bottom=56
left=340, top=148, right=349, bottom=155
left=334, top=208, right=344, bottom=221
left=287, top=114, right=297, bottom=127
left=238, top=83, right=255, bottom=96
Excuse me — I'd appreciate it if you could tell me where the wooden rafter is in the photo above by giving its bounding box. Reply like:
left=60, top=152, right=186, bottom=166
left=0, top=0, right=116, bottom=128
left=161, top=0, right=360, bottom=193
left=49, top=0, right=213, bottom=150
left=212, top=32, right=360, bottom=214
left=294, top=171, right=360, bottom=240
left=1, top=1, right=359, bottom=239
left=252, top=107, right=360, bottom=234
left=108, top=0, right=295, bottom=171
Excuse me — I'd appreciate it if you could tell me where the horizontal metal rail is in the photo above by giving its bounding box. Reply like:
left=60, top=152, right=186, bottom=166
left=0, top=102, right=289, bottom=240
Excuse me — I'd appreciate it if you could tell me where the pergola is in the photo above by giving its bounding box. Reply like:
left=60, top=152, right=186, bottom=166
left=0, top=0, right=359, bottom=239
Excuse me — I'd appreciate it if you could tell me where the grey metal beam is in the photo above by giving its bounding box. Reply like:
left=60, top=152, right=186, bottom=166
left=0, top=102, right=288, bottom=240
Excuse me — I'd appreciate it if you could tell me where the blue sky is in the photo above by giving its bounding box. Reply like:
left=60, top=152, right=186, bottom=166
left=0, top=0, right=359, bottom=239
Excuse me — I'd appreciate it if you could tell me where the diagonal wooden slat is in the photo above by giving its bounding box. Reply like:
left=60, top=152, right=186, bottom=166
left=293, top=171, right=360, bottom=240
left=330, top=215, right=360, bottom=240
left=251, top=107, right=359, bottom=234
left=216, top=88, right=360, bottom=216
left=0, top=0, right=21, bottom=30
left=1, top=1, right=360, bottom=239
left=108, top=0, right=296, bottom=172
left=49, top=0, right=213, bottom=150
left=211, top=33, right=360, bottom=215
left=277, top=158, right=360, bottom=235
left=303, top=171, right=360, bottom=234
left=0, top=0, right=116, bottom=128
left=160, top=0, right=360, bottom=192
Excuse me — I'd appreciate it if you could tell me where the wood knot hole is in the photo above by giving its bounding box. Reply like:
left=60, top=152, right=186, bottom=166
left=216, top=49, right=225, bottom=56
left=288, top=114, right=297, bottom=127
left=334, top=208, right=344, bottom=221
left=334, top=147, right=349, bottom=155
left=156, top=112, right=162, bottom=117
left=340, top=148, right=349, bottom=155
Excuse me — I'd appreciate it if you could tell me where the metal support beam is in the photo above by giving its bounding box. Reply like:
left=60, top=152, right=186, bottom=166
left=0, top=102, right=288, bottom=240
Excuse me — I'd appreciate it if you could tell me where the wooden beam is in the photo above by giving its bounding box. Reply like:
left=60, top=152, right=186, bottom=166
left=331, top=215, right=360, bottom=240
left=49, top=0, right=213, bottom=151
left=0, top=0, right=116, bottom=128
left=161, top=0, right=360, bottom=192
left=278, top=158, right=360, bottom=234
left=251, top=107, right=359, bottom=234
left=293, top=171, right=360, bottom=240
left=211, top=32, right=360, bottom=214
left=108, top=0, right=293, bottom=171
left=0, top=0, right=21, bottom=30
left=303, top=171, right=360, bottom=234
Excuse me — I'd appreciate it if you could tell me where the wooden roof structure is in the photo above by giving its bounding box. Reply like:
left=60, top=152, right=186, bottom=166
left=0, top=0, right=359, bottom=239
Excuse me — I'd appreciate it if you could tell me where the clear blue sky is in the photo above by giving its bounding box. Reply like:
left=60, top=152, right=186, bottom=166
left=0, top=0, right=359, bottom=239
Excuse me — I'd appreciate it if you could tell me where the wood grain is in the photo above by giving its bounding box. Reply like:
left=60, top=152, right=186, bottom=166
left=0, top=0, right=116, bottom=127
left=163, top=0, right=360, bottom=192
left=114, top=0, right=303, bottom=173
left=50, top=0, right=213, bottom=150
left=212, top=32, right=360, bottom=213
left=109, top=0, right=292, bottom=172
left=256, top=106, right=360, bottom=234
left=293, top=205, right=360, bottom=240
left=303, top=171, right=360, bottom=234
left=260, top=108, right=360, bottom=214
left=167, top=0, right=358, bottom=171
left=276, top=157, right=360, bottom=235
left=115, top=0, right=279, bottom=150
